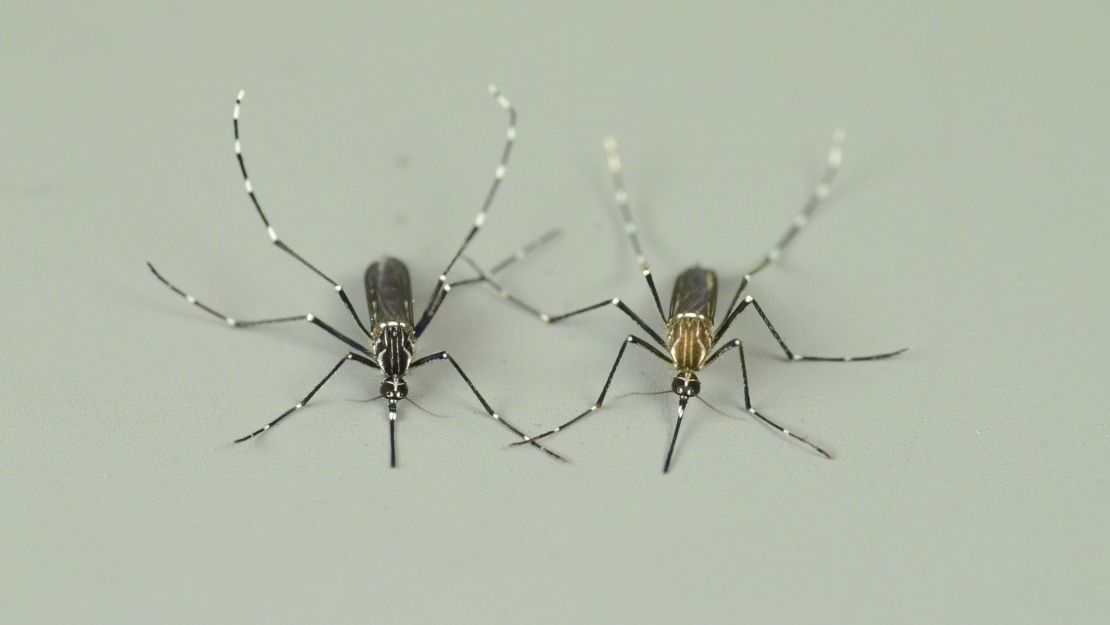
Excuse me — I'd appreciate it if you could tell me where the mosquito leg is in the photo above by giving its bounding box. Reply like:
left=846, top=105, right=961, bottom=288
left=603, top=136, right=667, bottom=324
left=459, top=257, right=667, bottom=347
left=492, top=228, right=560, bottom=271
left=449, top=227, right=560, bottom=299
left=512, top=335, right=673, bottom=445
left=452, top=228, right=562, bottom=287
left=721, top=129, right=847, bottom=321
left=714, top=295, right=908, bottom=361
left=705, top=338, right=751, bottom=408
left=413, top=229, right=561, bottom=339
left=232, top=352, right=378, bottom=443
left=147, top=263, right=369, bottom=353
left=232, top=89, right=373, bottom=339
left=707, top=338, right=832, bottom=458
left=409, top=351, right=566, bottom=462
left=720, top=273, right=752, bottom=329
left=415, top=85, right=517, bottom=336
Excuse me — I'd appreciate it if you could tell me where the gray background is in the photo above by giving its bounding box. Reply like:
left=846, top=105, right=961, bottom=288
left=2, top=2, right=1108, bottom=624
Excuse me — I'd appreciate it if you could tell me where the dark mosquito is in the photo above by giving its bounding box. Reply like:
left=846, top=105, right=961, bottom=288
left=468, top=131, right=907, bottom=472
left=147, top=85, right=565, bottom=467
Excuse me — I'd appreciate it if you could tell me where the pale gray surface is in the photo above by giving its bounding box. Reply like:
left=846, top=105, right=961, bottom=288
left=2, top=2, right=1108, bottom=624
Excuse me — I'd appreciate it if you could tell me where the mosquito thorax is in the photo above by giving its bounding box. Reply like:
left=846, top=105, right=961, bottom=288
left=666, top=313, right=714, bottom=372
left=671, top=372, right=701, bottom=398
left=372, top=322, right=415, bottom=377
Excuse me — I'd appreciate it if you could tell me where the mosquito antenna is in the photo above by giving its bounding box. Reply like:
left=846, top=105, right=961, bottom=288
left=345, top=394, right=384, bottom=403
left=405, top=397, right=452, bottom=418
left=614, top=389, right=672, bottom=400
left=694, top=395, right=741, bottom=419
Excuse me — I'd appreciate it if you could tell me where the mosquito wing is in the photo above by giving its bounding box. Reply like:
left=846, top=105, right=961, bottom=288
left=365, top=257, right=415, bottom=327
left=668, top=267, right=718, bottom=321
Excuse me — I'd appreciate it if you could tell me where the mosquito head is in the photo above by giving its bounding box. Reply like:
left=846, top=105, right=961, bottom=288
left=671, top=372, right=701, bottom=398
left=380, top=375, right=409, bottom=401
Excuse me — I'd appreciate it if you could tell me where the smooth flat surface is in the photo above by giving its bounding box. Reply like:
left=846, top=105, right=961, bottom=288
left=2, top=2, right=1108, bottom=624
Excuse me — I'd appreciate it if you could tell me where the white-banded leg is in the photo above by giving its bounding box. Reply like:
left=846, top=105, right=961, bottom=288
left=705, top=338, right=832, bottom=459
left=663, top=397, right=690, bottom=473
left=232, top=89, right=373, bottom=339
left=603, top=136, right=667, bottom=324
left=415, top=228, right=561, bottom=338
left=415, top=84, right=517, bottom=336
left=409, top=351, right=566, bottom=462
left=513, top=335, right=673, bottom=445
left=459, top=257, right=667, bottom=347
left=233, top=352, right=378, bottom=443
left=714, top=295, right=908, bottom=361
left=452, top=228, right=562, bottom=288
left=147, top=263, right=369, bottom=354
left=722, top=129, right=846, bottom=320
left=490, top=227, right=559, bottom=271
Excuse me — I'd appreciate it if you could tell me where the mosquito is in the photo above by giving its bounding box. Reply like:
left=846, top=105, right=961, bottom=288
left=147, top=85, right=565, bottom=467
left=467, top=130, right=907, bottom=472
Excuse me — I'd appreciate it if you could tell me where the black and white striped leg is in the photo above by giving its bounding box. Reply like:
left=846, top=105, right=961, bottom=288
left=476, top=228, right=562, bottom=279
left=411, top=227, right=559, bottom=340
left=415, top=84, right=517, bottom=336
left=745, top=128, right=847, bottom=281
left=663, top=397, right=690, bottom=473
left=232, top=89, right=373, bottom=339
left=714, top=295, right=908, bottom=361
left=720, top=273, right=752, bottom=330
left=603, top=136, right=667, bottom=324
left=413, top=278, right=455, bottom=340
left=513, top=335, right=673, bottom=445
left=706, top=338, right=832, bottom=459
left=718, top=131, right=846, bottom=321
left=705, top=338, right=751, bottom=408
left=451, top=227, right=561, bottom=288
left=147, top=263, right=370, bottom=354
left=460, top=257, right=667, bottom=347
left=233, top=352, right=377, bottom=443
left=409, top=351, right=567, bottom=462
left=413, top=229, right=558, bottom=339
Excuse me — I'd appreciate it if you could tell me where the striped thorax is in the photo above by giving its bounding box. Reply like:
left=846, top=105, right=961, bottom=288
left=666, top=313, right=714, bottom=372
left=372, top=321, right=415, bottom=378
